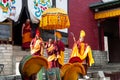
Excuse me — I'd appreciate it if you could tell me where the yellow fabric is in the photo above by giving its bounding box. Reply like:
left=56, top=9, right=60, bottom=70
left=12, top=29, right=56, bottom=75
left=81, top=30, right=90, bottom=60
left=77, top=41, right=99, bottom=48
left=47, top=50, right=64, bottom=65
left=42, top=8, right=67, bottom=15
left=40, top=8, right=70, bottom=30
left=47, top=54, right=56, bottom=61
left=87, top=46, right=94, bottom=66
left=58, top=51, right=64, bottom=65
left=80, top=30, right=85, bottom=38
left=22, top=32, right=32, bottom=43
left=60, top=63, right=72, bottom=77
left=70, top=43, right=94, bottom=66
left=54, top=32, right=62, bottom=39
left=46, top=44, right=55, bottom=53
left=31, top=39, right=43, bottom=55
left=40, top=14, right=70, bottom=30
left=46, top=44, right=56, bottom=62
left=63, top=63, right=85, bottom=80
left=95, top=8, right=120, bottom=19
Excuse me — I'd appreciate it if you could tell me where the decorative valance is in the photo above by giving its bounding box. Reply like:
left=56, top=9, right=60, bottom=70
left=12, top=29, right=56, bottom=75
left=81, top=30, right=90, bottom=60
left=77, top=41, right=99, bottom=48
left=95, top=8, right=120, bottom=19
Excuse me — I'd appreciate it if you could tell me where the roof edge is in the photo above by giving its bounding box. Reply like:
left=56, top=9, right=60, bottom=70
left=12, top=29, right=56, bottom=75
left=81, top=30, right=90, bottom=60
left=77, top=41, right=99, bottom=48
left=89, top=0, right=120, bottom=10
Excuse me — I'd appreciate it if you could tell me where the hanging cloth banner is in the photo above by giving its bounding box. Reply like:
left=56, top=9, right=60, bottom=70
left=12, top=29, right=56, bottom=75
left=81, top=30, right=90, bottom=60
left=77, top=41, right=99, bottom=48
left=0, top=0, right=22, bottom=22
left=27, top=0, right=52, bottom=23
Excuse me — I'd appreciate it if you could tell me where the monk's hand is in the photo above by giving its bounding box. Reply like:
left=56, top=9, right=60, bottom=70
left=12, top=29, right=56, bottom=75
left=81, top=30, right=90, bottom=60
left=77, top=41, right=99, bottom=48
left=57, top=55, right=61, bottom=58
left=55, top=57, right=57, bottom=61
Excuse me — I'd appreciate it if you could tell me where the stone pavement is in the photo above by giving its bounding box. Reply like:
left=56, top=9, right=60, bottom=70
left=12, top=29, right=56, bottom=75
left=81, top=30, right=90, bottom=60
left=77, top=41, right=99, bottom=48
left=88, top=63, right=120, bottom=80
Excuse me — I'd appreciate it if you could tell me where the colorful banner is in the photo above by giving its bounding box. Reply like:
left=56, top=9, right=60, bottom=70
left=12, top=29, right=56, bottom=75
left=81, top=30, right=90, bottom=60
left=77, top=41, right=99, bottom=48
left=28, top=0, right=52, bottom=23
left=0, top=0, right=22, bottom=22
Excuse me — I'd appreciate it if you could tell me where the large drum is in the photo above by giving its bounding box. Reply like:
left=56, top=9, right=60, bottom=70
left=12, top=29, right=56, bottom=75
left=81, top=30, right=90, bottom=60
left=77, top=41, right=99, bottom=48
left=19, top=55, right=61, bottom=80
left=19, top=55, right=49, bottom=79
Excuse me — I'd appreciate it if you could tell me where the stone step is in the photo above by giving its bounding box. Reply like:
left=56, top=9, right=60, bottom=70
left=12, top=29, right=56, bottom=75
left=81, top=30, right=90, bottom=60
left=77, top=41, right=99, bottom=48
left=0, top=75, right=21, bottom=80
left=13, top=46, right=70, bottom=56
left=13, top=46, right=71, bottom=63
left=88, top=63, right=120, bottom=73
left=79, top=77, right=110, bottom=80
left=0, top=75, right=110, bottom=80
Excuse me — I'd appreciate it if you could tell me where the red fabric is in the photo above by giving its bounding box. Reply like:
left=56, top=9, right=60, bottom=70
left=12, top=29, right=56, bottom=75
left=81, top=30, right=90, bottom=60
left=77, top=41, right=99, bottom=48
left=22, top=42, right=30, bottom=49
left=35, top=28, right=40, bottom=36
left=56, top=40, right=65, bottom=51
left=32, top=50, right=41, bottom=56
left=76, top=40, right=88, bottom=54
left=22, top=24, right=32, bottom=49
left=69, top=57, right=83, bottom=63
left=23, top=24, right=31, bottom=34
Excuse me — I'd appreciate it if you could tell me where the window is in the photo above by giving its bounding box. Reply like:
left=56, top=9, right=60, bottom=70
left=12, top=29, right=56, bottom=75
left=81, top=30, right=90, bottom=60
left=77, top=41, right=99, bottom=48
left=0, top=22, right=12, bottom=43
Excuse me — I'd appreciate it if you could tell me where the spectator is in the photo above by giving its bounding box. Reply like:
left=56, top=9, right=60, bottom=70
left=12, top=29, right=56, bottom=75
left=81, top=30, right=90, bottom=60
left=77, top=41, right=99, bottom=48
left=21, top=19, right=32, bottom=50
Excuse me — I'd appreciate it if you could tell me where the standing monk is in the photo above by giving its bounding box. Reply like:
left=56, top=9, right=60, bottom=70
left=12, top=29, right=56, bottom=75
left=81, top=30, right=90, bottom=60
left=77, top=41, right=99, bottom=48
left=22, top=19, right=32, bottom=50
left=30, top=29, right=44, bottom=56
left=54, top=32, right=65, bottom=68
left=69, top=30, right=94, bottom=79
left=45, top=38, right=58, bottom=68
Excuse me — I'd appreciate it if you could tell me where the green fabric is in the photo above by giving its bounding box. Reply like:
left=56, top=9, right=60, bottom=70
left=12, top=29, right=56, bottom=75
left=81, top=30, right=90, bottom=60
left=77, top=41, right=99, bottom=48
left=55, top=67, right=61, bottom=80
left=37, top=67, right=49, bottom=80
left=37, top=67, right=43, bottom=80
left=19, top=55, right=32, bottom=74
left=36, top=67, right=61, bottom=80
left=47, top=67, right=61, bottom=80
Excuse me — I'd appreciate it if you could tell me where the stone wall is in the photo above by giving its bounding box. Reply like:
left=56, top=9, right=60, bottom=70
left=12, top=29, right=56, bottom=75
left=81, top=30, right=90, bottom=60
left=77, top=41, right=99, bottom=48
left=12, top=46, right=30, bottom=75
left=64, top=48, right=71, bottom=63
left=0, top=44, right=13, bottom=75
left=63, top=49, right=109, bottom=66
left=92, top=50, right=109, bottom=66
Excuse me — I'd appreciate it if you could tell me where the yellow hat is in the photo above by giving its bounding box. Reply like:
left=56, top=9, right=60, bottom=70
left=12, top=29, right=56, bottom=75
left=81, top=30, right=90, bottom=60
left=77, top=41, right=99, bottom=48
left=54, top=31, right=62, bottom=39
left=80, top=30, right=85, bottom=38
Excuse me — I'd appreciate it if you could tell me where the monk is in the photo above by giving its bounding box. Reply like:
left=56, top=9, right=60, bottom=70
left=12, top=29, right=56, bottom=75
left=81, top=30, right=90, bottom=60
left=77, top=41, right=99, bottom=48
left=22, top=19, right=32, bottom=50
left=45, top=38, right=58, bottom=68
left=54, top=32, right=65, bottom=68
left=30, top=29, right=44, bottom=56
left=70, top=30, right=94, bottom=79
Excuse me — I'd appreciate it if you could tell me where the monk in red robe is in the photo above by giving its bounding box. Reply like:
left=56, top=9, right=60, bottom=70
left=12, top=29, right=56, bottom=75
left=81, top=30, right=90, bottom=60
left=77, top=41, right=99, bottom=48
left=46, top=32, right=65, bottom=69
left=70, top=30, right=94, bottom=79
left=30, top=29, right=44, bottom=56
left=45, top=38, right=58, bottom=68
left=22, top=19, right=32, bottom=50
left=54, top=32, right=65, bottom=68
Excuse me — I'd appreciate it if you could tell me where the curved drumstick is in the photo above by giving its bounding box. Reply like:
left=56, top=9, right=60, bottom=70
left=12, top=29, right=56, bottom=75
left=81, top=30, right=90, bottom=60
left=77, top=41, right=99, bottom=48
left=70, top=32, right=76, bottom=42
